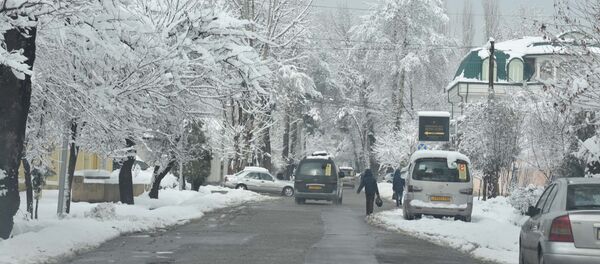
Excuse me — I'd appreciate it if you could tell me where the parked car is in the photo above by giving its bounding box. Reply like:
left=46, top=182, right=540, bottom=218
left=293, top=151, right=345, bottom=204
left=223, top=167, right=295, bottom=197
left=339, top=166, right=356, bottom=188
left=403, top=150, right=473, bottom=222
left=519, top=177, right=600, bottom=264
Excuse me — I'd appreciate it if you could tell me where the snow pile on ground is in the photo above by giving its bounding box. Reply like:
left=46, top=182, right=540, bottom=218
left=370, top=197, right=528, bottom=264
left=0, top=186, right=269, bottom=264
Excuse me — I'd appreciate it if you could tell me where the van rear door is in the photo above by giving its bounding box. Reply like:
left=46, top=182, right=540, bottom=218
left=410, top=158, right=471, bottom=206
left=295, top=160, right=337, bottom=193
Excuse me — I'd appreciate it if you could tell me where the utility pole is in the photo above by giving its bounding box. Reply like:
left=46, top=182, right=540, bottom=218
left=488, top=38, right=495, bottom=101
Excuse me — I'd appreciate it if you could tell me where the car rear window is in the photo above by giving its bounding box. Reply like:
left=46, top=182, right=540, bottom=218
left=297, top=160, right=336, bottom=178
left=412, top=158, right=470, bottom=183
left=567, top=184, right=600, bottom=210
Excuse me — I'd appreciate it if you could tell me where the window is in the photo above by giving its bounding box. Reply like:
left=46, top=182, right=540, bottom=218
left=260, top=173, right=274, bottom=181
left=567, top=184, right=600, bottom=210
left=508, top=59, right=524, bottom=82
left=297, top=160, right=336, bottom=178
left=246, top=172, right=261, bottom=179
left=539, top=61, right=554, bottom=80
left=535, top=185, right=555, bottom=211
left=543, top=185, right=559, bottom=213
left=481, top=58, right=497, bottom=81
left=412, top=158, right=470, bottom=183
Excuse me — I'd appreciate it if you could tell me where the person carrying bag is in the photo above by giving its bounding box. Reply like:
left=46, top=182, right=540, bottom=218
left=357, top=169, right=381, bottom=215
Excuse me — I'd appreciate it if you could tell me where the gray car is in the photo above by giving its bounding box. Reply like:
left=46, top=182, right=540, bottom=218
left=519, top=177, right=600, bottom=264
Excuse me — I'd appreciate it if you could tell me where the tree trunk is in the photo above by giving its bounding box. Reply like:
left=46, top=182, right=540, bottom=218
left=282, top=112, right=291, bottom=177
left=22, top=158, right=34, bottom=218
left=482, top=176, right=488, bottom=201
left=65, top=121, right=79, bottom=214
left=0, top=25, right=36, bottom=239
left=149, top=161, right=176, bottom=199
left=261, top=124, right=272, bottom=172
left=119, top=138, right=136, bottom=204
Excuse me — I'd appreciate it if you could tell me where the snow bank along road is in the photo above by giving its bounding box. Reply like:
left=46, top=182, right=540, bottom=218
left=375, top=183, right=527, bottom=264
left=0, top=186, right=269, bottom=264
left=64, top=188, right=487, bottom=264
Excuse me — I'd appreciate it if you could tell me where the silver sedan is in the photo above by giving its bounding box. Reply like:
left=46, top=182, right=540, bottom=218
left=519, top=177, right=600, bottom=264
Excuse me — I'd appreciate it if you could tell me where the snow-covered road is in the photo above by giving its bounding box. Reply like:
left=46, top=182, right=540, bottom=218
left=0, top=186, right=269, bottom=264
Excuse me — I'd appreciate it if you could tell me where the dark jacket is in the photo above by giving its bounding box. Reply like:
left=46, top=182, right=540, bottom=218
left=357, top=169, right=379, bottom=196
left=392, top=170, right=405, bottom=192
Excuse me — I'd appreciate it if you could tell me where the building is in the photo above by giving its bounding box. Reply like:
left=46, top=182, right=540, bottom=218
left=446, top=32, right=587, bottom=119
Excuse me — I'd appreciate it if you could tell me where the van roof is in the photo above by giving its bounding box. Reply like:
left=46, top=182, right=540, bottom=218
left=410, top=150, right=470, bottom=164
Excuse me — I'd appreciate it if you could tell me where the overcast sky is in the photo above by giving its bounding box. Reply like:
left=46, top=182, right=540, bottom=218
left=313, top=0, right=556, bottom=45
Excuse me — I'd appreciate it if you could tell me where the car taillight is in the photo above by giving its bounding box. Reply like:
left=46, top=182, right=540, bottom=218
left=408, top=185, right=422, bottom=192
left=549, top=215, right=574, bottom=242
left=460, top=188, right=473, bottom=195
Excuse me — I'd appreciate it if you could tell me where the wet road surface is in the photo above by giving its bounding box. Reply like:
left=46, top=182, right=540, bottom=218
left=65, top=188, right=488, bottom=264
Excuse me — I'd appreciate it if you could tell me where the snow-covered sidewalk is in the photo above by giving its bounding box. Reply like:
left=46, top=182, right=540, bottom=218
left=370, top=188, right=528, bottom=264
left=0, top=186, right=269, bottom=264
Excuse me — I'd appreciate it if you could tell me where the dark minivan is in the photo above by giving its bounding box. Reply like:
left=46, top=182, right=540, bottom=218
left=294, top=152, right=345, bottom=204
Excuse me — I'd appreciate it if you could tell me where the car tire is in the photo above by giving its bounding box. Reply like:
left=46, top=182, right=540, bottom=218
left=282, top=187, right=294, bottom=197
left=295, top=198, right=305, bottom=204
left=235, top=184, right=247, bottom=190
left=455, top=215, right=472, bottom=222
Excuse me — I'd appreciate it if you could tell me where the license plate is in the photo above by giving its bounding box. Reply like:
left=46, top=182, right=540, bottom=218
left=430, top=196, right=451, bottom=202
left=308, top=185, right=322, bottom=190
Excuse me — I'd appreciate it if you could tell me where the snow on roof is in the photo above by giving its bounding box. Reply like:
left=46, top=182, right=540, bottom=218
left=339, top=166, right=354, bottom=170
left=477, top=36, right=567, bottom=60
left=410, top=150, right=471, bottom=166
left=305, top=155, right=332, bottom=160
left=418, top=111, right=451, bottom=117
left=563, top=177, right=600, bottom=184
left=242, top=166, right=269, bottom=173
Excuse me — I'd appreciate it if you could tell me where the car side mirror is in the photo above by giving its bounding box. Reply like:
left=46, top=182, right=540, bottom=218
left=526, top=206, right=540, bottom=217
left=339, top=171, right=345, bottom=178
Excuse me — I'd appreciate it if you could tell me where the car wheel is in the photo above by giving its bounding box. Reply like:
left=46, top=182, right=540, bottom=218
left=282, top=187, right=294, bottom=197
left=295, top=198, right=305, bottom=204
left=235, top=184, right=247, bottom=190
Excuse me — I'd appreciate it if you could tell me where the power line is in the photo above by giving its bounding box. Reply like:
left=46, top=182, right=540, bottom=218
left=304, top=36, right=479, bottom=49
left=308, top=4, right=554, bottom=18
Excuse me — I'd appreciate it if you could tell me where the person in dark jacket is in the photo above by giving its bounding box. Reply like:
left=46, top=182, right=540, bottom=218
left=392, top=169, right=405, bottom=207
left=356, top=169, right=380, bottom=215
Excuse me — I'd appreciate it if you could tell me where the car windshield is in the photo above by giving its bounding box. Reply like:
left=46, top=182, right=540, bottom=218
left=297, top=160, right=336, bottom=178
left=340, top=169, right=353, bottom=176
left=567, top=184, right=600, bottom=210
left=412, top=158, right=470, bottom=183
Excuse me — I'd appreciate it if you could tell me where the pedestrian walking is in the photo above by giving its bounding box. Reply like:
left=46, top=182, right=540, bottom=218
left=356, top=169, right=380, bottom=215
left=392, top=169, right=405, bottom=207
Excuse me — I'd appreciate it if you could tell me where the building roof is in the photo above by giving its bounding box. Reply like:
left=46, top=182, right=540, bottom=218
left=448, top=36, right=575, bottom=91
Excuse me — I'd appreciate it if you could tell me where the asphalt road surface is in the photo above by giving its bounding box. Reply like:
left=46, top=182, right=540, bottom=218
left=65, top=187, right=488, bottom=264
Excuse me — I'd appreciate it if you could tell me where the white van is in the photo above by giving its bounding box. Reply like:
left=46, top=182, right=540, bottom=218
left=403, top=150, right=473, bottom=222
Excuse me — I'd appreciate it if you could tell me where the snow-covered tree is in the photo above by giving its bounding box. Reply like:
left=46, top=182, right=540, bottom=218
left=459, top=101, right=522, bottom=199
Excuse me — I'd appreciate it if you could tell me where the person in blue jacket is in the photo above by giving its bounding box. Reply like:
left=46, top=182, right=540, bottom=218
left=357, top=169, right=380, bottom=215
left=392, top=169, right=405, bottom=207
